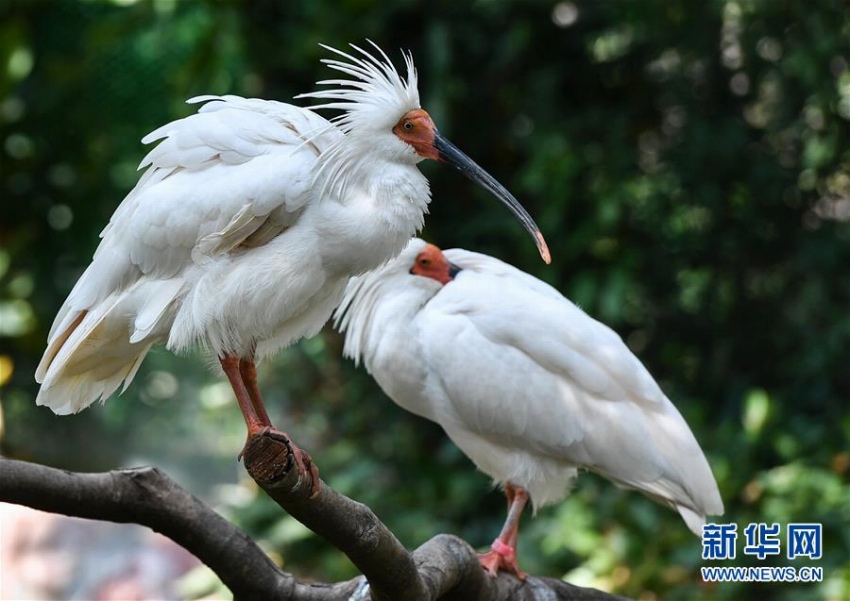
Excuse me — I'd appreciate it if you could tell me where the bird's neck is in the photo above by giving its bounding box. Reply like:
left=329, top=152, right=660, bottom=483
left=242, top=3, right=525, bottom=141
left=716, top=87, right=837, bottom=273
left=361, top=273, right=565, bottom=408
left=340, top=278, right=435, bottom=387
left=311, top=154, right=431, bottom=276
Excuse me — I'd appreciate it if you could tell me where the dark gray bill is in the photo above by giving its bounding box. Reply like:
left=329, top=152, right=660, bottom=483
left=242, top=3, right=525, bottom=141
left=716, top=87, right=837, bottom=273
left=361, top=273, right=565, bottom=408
left=433, top=133, right=551, bottom=264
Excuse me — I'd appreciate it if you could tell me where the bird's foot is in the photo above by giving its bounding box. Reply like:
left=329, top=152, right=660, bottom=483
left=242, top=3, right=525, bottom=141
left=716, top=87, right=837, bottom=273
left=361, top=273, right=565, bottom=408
left=240, top=426, right=320, bottom=498
left=291, top=442, right=320, bottom=498
left=478, top=539, right=526, bottom=581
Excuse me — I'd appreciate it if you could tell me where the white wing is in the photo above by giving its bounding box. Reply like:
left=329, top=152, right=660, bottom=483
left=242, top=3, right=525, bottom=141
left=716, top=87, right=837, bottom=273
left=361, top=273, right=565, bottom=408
left=36, top=96, right=341, bottom=413
left=83, top=96, right=339, bottom=306
left=441, top=249, right=666, bottom=407
left=416, top=251, right=723, bottom=527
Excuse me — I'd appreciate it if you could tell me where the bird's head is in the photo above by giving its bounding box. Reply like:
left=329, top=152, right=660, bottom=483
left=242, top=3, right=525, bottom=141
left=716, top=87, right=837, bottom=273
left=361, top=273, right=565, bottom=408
left=409, top=242, right=461, bottom=286
left=335, top=238, right=462, bottom=368
left=300, top=42, right=550, bottom=264
left=297, top=41, right=422, bottom=161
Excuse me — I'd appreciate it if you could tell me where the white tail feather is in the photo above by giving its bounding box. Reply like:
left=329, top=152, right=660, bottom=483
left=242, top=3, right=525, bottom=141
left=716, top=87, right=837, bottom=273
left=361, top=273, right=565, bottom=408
left=677, top=504, right=708, bottom=536
left=36, top=288, right=166, bottom=414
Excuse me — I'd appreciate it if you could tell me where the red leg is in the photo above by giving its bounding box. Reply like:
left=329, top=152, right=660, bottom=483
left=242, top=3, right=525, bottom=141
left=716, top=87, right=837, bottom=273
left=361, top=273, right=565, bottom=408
left=505, top=483, right=517, bottom=506
left=478, top=485, right=529, bottom=580
left=504, top=484, right=520, bottom=549
left=220, top=354, right=268, bottom=435
left=223, top=353, right=320, bottom=494
left=238, top=356, right=272, bottom=426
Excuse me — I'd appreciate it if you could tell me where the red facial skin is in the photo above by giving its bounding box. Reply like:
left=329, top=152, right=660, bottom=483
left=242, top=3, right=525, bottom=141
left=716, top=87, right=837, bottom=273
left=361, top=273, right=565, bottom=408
left=392, top=109, right=440, bottom=160
left=409, top=244, right=455, bottom=285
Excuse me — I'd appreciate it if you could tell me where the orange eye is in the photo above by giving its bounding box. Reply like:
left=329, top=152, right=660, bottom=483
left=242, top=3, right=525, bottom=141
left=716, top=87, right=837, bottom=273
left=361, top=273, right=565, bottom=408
left=419, top=257, right=431, bottom=267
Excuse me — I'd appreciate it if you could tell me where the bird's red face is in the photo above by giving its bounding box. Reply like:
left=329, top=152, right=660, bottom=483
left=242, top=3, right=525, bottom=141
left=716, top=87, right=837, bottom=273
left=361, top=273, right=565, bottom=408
left=392, top=109, right=439, bottom=160
left=409, top=244, right=460, bottom=285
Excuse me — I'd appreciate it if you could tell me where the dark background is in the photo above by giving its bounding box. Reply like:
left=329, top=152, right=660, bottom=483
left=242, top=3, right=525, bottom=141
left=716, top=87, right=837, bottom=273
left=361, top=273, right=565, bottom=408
left=1, top=1, right=848, bottom=599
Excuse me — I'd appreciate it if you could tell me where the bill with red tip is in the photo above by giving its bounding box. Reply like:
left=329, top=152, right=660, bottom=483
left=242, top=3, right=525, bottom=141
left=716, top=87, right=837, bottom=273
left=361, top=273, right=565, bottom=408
left=433, top=134, right=552, bottom=264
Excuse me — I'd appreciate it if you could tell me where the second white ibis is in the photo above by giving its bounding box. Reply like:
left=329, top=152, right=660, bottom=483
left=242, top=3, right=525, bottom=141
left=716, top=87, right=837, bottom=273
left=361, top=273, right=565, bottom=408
left=34, top=42, right=549, bottom=477
left=336, top=239, right=724, bottom=578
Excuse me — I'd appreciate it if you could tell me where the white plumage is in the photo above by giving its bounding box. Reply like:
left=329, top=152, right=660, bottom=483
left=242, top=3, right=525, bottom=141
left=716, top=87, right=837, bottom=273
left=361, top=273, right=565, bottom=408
left=34, top=40, right=549, bottom=460
left=336, top=238, right=723, bottom=577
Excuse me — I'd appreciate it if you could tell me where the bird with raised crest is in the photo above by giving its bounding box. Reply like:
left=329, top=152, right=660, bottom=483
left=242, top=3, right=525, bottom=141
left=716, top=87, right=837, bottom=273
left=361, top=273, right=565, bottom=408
left=34, top=42, right=550, bottom=481
left=335, top=238, right=724, bottom=579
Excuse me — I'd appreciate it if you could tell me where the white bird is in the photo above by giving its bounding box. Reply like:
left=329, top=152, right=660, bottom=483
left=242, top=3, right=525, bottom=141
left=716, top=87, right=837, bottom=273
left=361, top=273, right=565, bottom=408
left=34, top=42, right=550, bottom=476
left=335, top=239, right=724, bottom=579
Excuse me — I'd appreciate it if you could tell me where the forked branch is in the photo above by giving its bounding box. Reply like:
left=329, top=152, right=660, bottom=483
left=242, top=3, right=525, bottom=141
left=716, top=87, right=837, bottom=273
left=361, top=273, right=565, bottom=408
left=0, top=444, right=628, bottom=601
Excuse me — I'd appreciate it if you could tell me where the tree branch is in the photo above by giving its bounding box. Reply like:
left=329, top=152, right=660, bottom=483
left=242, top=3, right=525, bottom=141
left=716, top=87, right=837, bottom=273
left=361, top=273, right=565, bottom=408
left=240, top=430, right=630, bottom=601
left=0, top=451, right=630, bottom=601
left=410, top=534, right=632, bottom=601
left=241, top=430, right=428, bottom=601
left=0, top=456, right=356, bottom=601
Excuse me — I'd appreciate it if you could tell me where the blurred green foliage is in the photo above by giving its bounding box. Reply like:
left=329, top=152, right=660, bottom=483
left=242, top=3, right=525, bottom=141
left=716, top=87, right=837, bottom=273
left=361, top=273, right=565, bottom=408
left=1, top=1, right=849, bottom=600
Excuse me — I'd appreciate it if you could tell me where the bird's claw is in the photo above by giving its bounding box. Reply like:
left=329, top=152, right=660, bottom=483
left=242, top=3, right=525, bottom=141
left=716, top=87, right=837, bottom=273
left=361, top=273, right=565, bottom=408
left=478, top=539, right=526, bottom=581
left=291, top=445, right=321, bottom=498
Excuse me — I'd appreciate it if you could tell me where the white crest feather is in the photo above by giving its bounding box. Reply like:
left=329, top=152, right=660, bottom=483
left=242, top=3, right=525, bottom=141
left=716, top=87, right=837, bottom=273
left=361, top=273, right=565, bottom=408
left=297, top=40, right=421, bottom=135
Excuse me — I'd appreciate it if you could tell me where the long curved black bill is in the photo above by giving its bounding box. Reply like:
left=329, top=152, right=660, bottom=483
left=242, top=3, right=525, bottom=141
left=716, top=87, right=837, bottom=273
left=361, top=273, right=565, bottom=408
left=433, top=132, right=551, bottom=264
